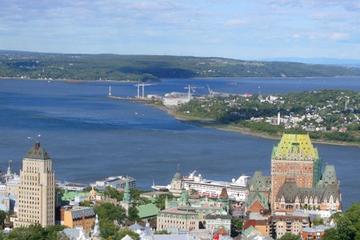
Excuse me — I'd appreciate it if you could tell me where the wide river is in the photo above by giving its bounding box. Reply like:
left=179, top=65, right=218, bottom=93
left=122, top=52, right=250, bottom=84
left=0, top=77, right=359, bottom=209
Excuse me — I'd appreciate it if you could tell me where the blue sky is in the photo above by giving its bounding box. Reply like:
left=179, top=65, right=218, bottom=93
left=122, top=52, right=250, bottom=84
left=0, top=0, right=359, bottom=59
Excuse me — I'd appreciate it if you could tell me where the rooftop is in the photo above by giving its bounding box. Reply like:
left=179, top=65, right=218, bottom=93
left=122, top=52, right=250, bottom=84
left=24, top=142, right=50, bottom=160
left=272, top=134, right=319, bottom=161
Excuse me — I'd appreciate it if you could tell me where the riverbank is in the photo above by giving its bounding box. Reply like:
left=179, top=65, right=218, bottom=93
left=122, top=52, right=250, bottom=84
left=156, top=105, right=360, bottom=148
left=0, top=77, right=162, bottom=84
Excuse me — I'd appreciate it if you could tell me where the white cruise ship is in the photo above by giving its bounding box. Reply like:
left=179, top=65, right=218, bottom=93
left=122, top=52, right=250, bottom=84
left=182, top=171, right=249, bottom=202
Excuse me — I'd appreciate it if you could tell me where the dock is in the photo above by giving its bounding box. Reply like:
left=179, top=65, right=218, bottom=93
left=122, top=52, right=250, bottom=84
left=108, top=95, right=154, bottom=103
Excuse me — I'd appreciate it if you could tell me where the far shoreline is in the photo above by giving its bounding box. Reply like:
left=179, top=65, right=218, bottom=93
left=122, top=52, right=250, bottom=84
left=1, top=75, right=360, bottom=84
left=149, top=103, right=360, bottom=148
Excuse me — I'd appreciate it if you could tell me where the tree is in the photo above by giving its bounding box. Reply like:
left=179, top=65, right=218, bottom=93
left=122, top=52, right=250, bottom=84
left=95, top=202, right=127, bottom=239
left=79, top=200, right=92, bottom=207
left=231, top=218, right=243, bottom=230
left=0, top=210, right=6, bottom=228
left=128, top=207, right=139, bottom=222
left=104, top=186, right=123, bottom=201
left=6, top=224, right=65, bottom=240
left=312, top=216, right=324, bottom=226
left=278, top=233, right=301, bottom=240
left=322, top=203, right=360, bottom=240
left=99, top=219, right=118, bottom=239
left=154, top=194, right=173, bottom=210
left=95, top=202, right=126, bottom=223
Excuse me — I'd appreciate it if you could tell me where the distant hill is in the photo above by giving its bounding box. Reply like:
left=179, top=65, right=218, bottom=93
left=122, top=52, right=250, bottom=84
left=264, top=57, right=360, bottom=68
left=1, top=50, right=360, bottom=82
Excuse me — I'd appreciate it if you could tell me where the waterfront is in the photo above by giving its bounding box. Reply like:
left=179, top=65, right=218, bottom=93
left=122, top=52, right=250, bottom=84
left=0, top=77, right=359, bottom=209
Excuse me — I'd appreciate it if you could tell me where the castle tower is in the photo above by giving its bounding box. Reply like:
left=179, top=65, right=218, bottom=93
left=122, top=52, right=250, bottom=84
left=270, top=134, right=321, bottom=207
left=15, top=142, right=55, bottom=227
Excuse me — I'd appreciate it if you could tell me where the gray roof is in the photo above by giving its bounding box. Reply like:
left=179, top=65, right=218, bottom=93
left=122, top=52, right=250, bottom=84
left=71, top=207, right=95, bottom=220
left=277, top=164, right=340, bottom=203
left=318, top=165, right=337, bottom=185
left=63, top=228, right=83, bottom=240
left=277, top=179, right=340, bottom=203
left=205, top=214, right=232, bottom=220
left=24, top=143, right=50, bottom=160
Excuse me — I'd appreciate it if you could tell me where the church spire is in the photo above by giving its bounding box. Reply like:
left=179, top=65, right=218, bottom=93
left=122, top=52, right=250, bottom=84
left=123, top=179, right=131, bottom=204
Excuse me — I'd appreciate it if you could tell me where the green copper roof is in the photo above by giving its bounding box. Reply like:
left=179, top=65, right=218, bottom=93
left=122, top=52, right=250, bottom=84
left=179, top=190, right=190, bottom=206
left=272, top=134, right=319, bottom=161
left=246, top=191, right=269, bottom=209
left=318, top=165, right=338, bottom=186
left=136, top=203, right=159, bottom=219
left=61, top=191, right=89, bottom=202
left=249, top=171, right=271, bottom=192
left=25, top=142, right=50, bottom=160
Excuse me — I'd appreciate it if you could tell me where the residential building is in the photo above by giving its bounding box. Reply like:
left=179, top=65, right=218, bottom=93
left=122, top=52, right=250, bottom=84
left=156, top=207, right=200, bottom=233
left=271, top=213, right=310, bottom=239
left=243, top=212, right=272, bottom=237
left=15, top=142, right=55, bottom=227
left=301, top=225, right=333, bottom=240
left=205, top=214, right=232, bottom=234
left=62, top=206, right=96, bottom=232
left=157, top=190, right=230, bottom=233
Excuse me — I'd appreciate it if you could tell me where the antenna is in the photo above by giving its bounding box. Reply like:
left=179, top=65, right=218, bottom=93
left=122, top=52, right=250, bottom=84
left=7, top=160, right=12, bottom=175
left=27, top=134, right=41, bottom=143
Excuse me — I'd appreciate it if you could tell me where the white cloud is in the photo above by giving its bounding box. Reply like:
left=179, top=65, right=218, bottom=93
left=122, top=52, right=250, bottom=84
left=224, top=18, right=246, bottom=27
left=329, top=32, right=350, bottom=41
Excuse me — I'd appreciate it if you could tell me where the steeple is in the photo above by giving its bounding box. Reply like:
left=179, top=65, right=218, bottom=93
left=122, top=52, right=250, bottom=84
left=123, top=180, right=131, bottom=204
left=91, top=214, right=100, bottom=239
left=179, top=190, right=190, bottom=206
left=6, top=160, right=12, bottom=176
left=172, top=164, right=182, bottom=181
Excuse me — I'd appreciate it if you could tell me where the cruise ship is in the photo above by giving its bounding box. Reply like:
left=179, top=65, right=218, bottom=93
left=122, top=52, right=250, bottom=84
left=153, top=170, right=250, bottom=202
left=182, top=171, right=250, bottom=202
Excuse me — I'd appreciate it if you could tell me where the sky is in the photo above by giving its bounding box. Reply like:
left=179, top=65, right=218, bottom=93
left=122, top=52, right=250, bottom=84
left=0, top=0, right=359, bottom=60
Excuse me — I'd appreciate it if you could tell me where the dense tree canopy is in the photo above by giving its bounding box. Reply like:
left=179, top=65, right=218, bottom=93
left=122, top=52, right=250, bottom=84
left=278, top=233, right=301, bottom=240
left=323, top=203, right=360, bottom=240
left=4, top=225, right=65, bottom=240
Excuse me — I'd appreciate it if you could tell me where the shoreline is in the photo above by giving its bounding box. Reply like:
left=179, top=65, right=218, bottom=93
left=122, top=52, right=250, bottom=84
left=2, top=75, right=360, bottom=83
left=151, top=104, right=360, bottom=148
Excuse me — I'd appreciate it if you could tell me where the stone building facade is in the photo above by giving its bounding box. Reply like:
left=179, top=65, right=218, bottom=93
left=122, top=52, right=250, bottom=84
left=15, top=143, right=55, bottom=227
left=274, top=165, right=341, bottom=212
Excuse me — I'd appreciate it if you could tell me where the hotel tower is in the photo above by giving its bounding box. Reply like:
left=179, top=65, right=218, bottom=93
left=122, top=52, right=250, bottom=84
left=270, top=134, right=322, bottom=207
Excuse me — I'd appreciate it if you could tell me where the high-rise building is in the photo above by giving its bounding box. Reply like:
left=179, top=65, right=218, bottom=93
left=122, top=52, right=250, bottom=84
left=270, top=134, right=321, bottom=206
left=14, top=142, right=55, bottom=227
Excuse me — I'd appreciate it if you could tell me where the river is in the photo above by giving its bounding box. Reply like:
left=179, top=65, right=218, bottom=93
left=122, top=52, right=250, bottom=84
left=0, top=77, right=359, bottom=209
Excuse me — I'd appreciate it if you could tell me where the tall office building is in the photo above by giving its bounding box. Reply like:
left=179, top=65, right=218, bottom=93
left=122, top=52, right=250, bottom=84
left=14, top=142, right=55, bottom=227
left=270, top=134, right=321, bottom=207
